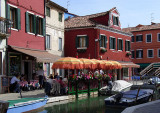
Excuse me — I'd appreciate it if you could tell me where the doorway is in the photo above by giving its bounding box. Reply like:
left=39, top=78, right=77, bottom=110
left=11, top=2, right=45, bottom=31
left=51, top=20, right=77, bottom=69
left=24, top=61, right=32, bottom=81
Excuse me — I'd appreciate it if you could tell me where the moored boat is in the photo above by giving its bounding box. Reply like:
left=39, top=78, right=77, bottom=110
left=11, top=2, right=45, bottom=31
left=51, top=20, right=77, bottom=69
left=104, top=88, right=153, bottom=108
left=7, top=96, right=48, bottom=113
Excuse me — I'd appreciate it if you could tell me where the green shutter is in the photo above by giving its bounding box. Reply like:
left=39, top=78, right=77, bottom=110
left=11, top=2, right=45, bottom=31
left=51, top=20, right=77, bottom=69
left=125, top=40, right=127, bottom=51
left=7, top=4, right=10, bottom=20
left=76, top=36, right=79, bottom=48
left=142, top=50, right=143, bottom=58
left=16, top=8, right=21, bottom=30
left=33, top=15, right=36, bottom=34
left=109, top=37, right=112, bottom=49
left=141, top=35, right=143, bottom=41
left=36, top=16, right=39, bottom=34
left=129, top=41, right=131, bottom=51
left=99, top=35, right=102, bottom=47
left=86, top=36, right=89, bottom=47
left=122, top=40, right=123, bottom=51
left=104, top=36, right=107, bottom=48
left=114, top=38, right=116, bottom=49
left=117, top=39, right=119, bottom=50
left=42, top=18, right=46, bottom=36
left=25, top=12, right=29, bottom=32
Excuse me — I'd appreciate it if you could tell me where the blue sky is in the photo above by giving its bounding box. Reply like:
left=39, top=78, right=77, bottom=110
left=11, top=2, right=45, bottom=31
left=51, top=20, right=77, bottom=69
left=51, top=0, right=160, bottom=28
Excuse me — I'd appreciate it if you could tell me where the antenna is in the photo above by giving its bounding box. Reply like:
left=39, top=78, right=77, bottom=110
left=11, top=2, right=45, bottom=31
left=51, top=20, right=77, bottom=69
left=151, top=13, right=154, bottom=23
left=67, top=0, right=70, bottom=10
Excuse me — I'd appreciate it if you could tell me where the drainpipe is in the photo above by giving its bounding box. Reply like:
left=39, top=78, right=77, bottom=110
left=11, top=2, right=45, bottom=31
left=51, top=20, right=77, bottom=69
left=5, top=0, right=9, bottom=76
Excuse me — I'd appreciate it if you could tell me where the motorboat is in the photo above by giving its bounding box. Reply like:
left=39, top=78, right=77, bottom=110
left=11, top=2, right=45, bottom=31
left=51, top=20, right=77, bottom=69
left=99, top=80, right=133, bottom=95
left=104, top=85, right=156, bottom=107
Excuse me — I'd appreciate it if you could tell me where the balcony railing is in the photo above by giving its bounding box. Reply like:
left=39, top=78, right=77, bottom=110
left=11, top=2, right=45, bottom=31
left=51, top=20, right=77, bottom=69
left=0, top=17, right=11, bottom=38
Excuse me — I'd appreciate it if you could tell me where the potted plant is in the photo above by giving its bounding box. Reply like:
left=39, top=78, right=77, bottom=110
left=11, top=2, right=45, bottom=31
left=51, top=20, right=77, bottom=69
left=100, top=47, right=107, bottom=53
left=126, top=52, right=132, bottom=56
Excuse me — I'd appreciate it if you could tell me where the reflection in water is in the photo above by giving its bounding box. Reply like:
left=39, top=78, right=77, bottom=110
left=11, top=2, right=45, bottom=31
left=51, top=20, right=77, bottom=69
left=34, top=96, right=124, bottom=113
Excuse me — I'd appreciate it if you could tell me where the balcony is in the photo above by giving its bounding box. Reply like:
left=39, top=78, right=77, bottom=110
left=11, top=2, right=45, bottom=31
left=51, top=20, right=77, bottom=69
left=0, top=17, right=11, bottom=38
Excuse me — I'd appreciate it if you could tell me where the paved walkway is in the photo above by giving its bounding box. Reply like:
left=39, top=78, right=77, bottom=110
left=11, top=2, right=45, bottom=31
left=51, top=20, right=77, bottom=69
left=0, top=89, right=45, bottom=101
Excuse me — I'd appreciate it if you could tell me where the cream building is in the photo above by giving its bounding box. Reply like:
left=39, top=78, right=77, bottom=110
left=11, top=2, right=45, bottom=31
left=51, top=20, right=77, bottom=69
left=45, top=0, right=67, bottom=77
left=0, top=0, right=11, bottom=93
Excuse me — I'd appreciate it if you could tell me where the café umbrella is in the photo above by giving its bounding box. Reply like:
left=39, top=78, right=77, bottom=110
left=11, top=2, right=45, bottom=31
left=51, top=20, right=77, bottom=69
left=79, top=58, right=97, bottom=70
left=52, top=57, right=84, bottom=69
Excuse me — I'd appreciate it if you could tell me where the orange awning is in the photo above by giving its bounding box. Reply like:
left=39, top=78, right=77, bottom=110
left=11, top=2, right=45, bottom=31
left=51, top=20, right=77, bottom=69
left=119, top=61, right=140, bottom=68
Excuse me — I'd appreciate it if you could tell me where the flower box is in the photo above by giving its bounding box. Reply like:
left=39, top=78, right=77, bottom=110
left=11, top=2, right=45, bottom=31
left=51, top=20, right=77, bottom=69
left=100, top=47, right=107, bottom=53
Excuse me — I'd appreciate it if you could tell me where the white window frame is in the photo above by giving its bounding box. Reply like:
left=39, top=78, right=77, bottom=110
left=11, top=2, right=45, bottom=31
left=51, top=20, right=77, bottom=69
left=136, top=49, right=143, bottom=59
left=158, top=49, right=160, bottom=58
left=77, top=35, right=87, bottom=49
left=125, top=40, right=130, bottom=52
left=146, top=34, right=152, bottom=43
left=110, top=36, right=116, bottom=50
left=147, top=49, right=154, bottom=58
left=157, top=33, right=160, bottom=42
left=136, top=34, right=143, bottom=42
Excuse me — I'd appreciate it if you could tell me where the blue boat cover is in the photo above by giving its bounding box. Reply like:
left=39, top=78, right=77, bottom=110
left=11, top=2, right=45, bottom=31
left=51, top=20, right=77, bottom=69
left=122, top=89, right=152, bottom=99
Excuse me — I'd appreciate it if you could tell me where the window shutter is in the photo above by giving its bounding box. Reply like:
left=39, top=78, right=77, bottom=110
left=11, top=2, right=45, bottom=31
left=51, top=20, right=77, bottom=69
left=33, top=15, right=36, bottom=34
left=141, top=35, right=143, bottom=41
left=132, top=36, right=134, bottom=42
left=136, top=50, right=138, bottom=58
left=125, top=40, right=127, bottom=51
left=42, top=18, right=46, bottom=36
left=104, top=36, right=107, bottom=48
left=25, top=12, right=29, bottom=32
left=129, top=41, right=131, bottom=51
left=117, top=39, right=119, bottom=50
left=141, top=50, right=143, bottom=58
left=16, top=8, right=21, bottom=30
left=114, top=38, right=116, bottom=49
left=122, top=40, right=123, bottom=51
left=136, top=36, right=138, bottom=42
left=7, top=4, right=10, bottom=20
left=99, top=35, right=102, bottom=47
left=76, top=36, right=79, bottom=48
left=86, top=36, right=89, bottom=47
left=109, top=37, right=112, bottom=49
left=36, top=16, right=39, bottom=34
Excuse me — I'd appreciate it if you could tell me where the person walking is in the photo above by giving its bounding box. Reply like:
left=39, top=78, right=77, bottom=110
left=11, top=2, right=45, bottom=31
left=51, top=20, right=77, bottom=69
left=10, top=73, right=21, bottom=93
left=37, top=66, right=44, bottom=89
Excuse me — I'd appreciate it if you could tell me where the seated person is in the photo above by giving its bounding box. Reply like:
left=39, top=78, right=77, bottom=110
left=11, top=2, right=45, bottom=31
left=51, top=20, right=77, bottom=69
left=19, top=75, right=29, bottom=91
left=58, top=77, right=67, bottom=95
left=45, top=76, right=54, bottom=95
left=10, top=74, right=20, bottom=93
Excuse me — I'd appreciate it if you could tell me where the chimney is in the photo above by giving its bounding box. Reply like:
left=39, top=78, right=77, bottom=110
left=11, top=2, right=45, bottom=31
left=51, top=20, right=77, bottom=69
left=151, top=22, right=156, bottom=25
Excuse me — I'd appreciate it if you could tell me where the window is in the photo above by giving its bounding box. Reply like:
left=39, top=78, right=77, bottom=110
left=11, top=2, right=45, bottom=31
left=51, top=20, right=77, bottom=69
left=37, top=17, right=43, bottom=35
left=117, top=38, right=123, bottom=51
left=131, top=51, right=135, bottom=58
left=146, top=34, right=152, bottom=43
left=125, top=40, right=130, bottom=51
left=59, top=38, right=62, bottom=51
left=131, top=36, right=134, bottom=42
left=46, top=7, right=50, bottom=17
left=46, top=35, right=50, bottom=49
left=109, top=37, right=116, bottom=49
left=76, top=35, right=88, bottom=48
left=7, top=5, right=21, bottom=30
left=136, top=35, right=143, bottom=42
left=123, top=68, right=129, bottom=78
left=136, top=50, right=143, bottom=58
left=158, top=49, right=160, bottom=58
left=113, top=16, right=119, bottom=26
left=100, top=35, right=107, bottom=48
left=28, top=13, right=34, bottom=33
left=157, top=33, right=160, bottom=42
left=147, top=49, right=154, bottom=58
left=26, top=12, right=45, bottom=36
left=59, top=12, right=63, bottom=22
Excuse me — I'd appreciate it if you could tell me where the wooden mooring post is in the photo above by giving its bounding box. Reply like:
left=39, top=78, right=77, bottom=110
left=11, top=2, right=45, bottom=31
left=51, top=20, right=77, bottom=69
left=0, top=100, right=9, bottom=113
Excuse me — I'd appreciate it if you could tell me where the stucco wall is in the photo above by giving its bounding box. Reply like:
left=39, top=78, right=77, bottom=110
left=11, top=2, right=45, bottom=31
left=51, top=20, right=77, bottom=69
left=46, top=5, right=65, bottom=56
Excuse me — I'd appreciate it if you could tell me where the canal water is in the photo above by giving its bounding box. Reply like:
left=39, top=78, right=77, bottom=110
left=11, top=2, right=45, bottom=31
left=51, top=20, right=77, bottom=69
left=32, top=96, right=125, bottom=113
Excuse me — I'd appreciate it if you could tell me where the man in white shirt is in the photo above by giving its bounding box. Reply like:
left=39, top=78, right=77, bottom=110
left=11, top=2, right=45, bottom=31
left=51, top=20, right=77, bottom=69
left=37, top=66, right=44, bottom=89
left=10, top=74, right=20, bottom=93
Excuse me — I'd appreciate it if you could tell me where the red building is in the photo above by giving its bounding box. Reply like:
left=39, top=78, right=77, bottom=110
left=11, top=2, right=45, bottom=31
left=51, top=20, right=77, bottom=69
left=65, top=7, right=139, bottom=80
left=123, top=23, right=160, bottom=74
left=6, top=0, right=56, bottom=79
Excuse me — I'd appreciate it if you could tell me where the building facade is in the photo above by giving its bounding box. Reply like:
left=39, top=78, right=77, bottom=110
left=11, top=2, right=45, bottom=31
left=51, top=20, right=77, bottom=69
left=123, top=23, right=160, bottom=73
left=65, top=7, right=138, bottom=80
left=6, top=0, right=57, bottom=81
left=45, top=0, right=67, bottom=76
